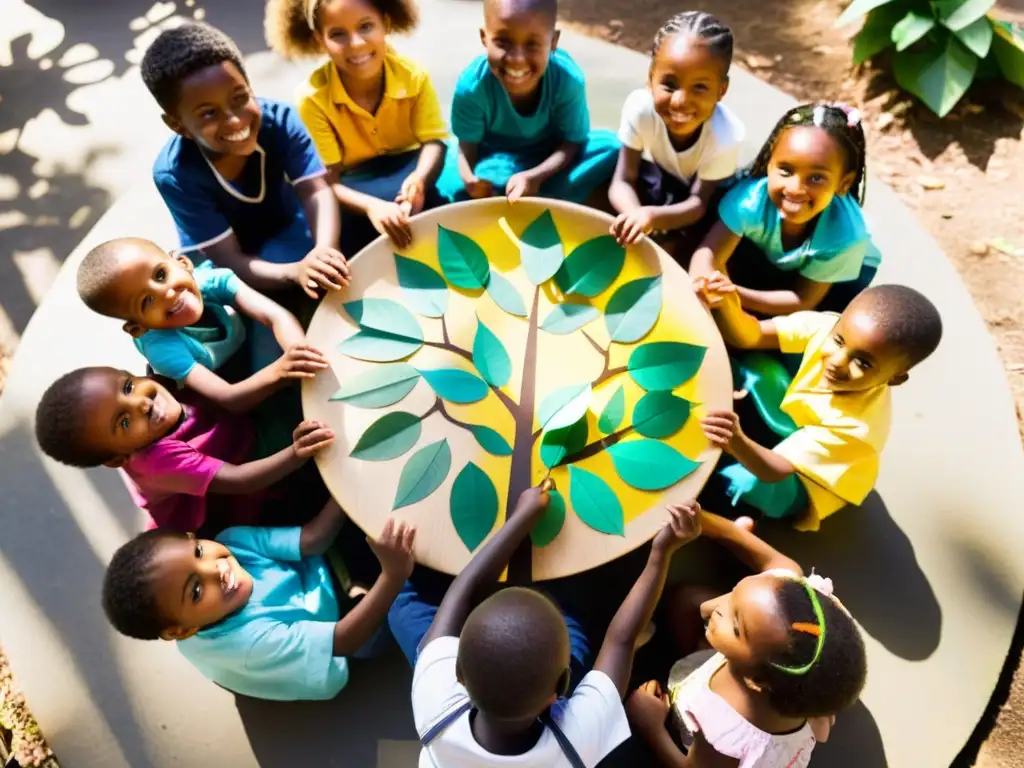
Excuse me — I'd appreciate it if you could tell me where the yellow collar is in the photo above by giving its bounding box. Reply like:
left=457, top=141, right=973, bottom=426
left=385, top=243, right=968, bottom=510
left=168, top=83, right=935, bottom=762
left=328, top=48, right=409, bottom=111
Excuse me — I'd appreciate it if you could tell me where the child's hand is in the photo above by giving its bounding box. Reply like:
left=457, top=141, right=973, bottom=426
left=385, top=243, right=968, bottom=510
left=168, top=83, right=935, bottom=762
left=368, top=517, right=417, bottom=581
left=610, top=207, right=658, bottom=246
left=397, top=173, right=426, bottom=215
left=692, top=271, right=738, bottom=311
left=505, top=172, right=541, bottom=204
left=292, top=419, right=334, bottom=458
left=510, top=480, right=552, bottom=523
left=367, top=200, right=413, bottom=249
left=652, top=500, right=702, bottom=555
left=274, top=344, right=329, bottom=380
left=626, top=681, right=671, bottom=737
left=701, top=409, right=741, bottom=450
left=464, top=176, right=494, bottom=199
left=296, top=246, right=350, bottom=299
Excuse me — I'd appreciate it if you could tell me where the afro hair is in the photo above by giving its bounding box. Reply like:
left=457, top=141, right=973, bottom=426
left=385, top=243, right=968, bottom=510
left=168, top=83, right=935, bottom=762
left=141, top=22, right=248, bottom=112
left=35, top=368, right=117, bottom=468
left=103, top=529, right=189, bottom=640
left=265, top=0, right=419, bottom=60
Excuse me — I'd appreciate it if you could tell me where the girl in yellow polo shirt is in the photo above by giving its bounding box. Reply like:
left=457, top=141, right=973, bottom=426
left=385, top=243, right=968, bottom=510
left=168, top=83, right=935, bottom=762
left=267, top=0, right=448, bottom=256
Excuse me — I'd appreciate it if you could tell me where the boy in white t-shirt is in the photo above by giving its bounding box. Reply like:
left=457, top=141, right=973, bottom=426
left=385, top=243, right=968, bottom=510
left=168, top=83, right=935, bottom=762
left=608, top=12, right=743, bottom=261
left=411, top=483, right=701, bottom=767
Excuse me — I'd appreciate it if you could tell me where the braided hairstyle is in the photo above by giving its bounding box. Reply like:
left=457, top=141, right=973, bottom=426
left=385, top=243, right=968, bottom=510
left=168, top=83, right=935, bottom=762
left=748, top=102, right=869, bottom=205
left=650, top=11, right=734, bottom=74
left=265, top=0, right=418, bottom=59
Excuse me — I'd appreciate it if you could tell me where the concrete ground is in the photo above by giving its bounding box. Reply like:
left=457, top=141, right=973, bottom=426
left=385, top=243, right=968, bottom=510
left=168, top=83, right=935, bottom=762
left=2, top=1, right=1024, bottom=767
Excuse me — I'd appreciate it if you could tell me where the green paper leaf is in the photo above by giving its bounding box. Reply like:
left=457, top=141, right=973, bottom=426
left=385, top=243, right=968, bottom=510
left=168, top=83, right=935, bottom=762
left=853, top=4, right=905, bottom=63
left=953, top=17, right=993, bottom=58
left=520, top=210, right=565, bottom=284
left=632, top=391, right=692, bottom=438
left=486, top=271, right=528, bottom=317
left=629, top=342, right=707, bottom=391
left=538, top=383, right=592, bottom=432
left=437, top=225, right=490, bottom=289
left=472, top=318, right=512, bottom=387
left=894, top=35, right=978, bottom=117
left=330, top=364, right=421, bottom=408
left=350, top=411, right=422, bottom=461
left=450, top=462, right=499, bottom=552
left=540, top=303, right=600, bottom=335
left=992, top=21, right=1024, bottom=88
left=836, top=0, right=896, bottom=27
left=393, top=439, right=451, bottom=509
left=605, top=276, right=663, bottom=344
left=892, top=11, right=936, bottom=51
left=343, top=298, right=423, bottom=339
left=597, top=385, right=625, bottom=434
left=540, top=418, right=589, bottom=468
left=531, top=489, right=566, bottom=548
left=394, top=255, right=448, bottom=317
left=338, top=329, right=424, bottom=362
left=554, top=236, right=625, bottom=298
left=569, top=466, right=624, bottom=536
left=417, top=368, right=489, bottom=403
left=470, top=425, right=513, bottom=456
left=607, top=440, right=700, bottom=491
left=936, top=0, right=995, bottom=31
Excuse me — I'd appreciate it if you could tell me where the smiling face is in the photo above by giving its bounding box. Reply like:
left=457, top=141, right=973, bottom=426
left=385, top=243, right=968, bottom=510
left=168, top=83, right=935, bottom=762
left=700, top=573, right=791, bottom=671
left=481, top=0, right=559, bottom=105
left=766, top=125, right=855, bottom=227
left=315, top=0, right=389, bottom=85
left=818, top=299, right=911, bottom=392
left=649, top=34, right=728, bottom=146
left=164, top=61, right=261, bottom=157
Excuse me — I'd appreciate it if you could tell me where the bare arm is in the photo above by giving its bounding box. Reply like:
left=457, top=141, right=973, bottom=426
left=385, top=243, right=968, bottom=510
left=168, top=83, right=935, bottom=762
left=708, top=292, right=779, bottom=350
left=299, top=499, right=346, bottom=557
left=411, top=140, right=447, bottom=186
left=327, top=166, right=386, bottom=215
left=608, top=145, right=643, bottom=214
left=523, top=141, right=580, bottom=185
left=208, top=419, right=332, bottom=495
left=737, top=276, right=831, bottom=316
left=689, top=221, right=741, bottom=280
left=183, top=364, right=283, bottom=415
left=295, top=174, right=341, bottom=250
left=457, top=141, right=482, bottom=186
left=653, top=177, right=722, bottom=231
left=203, top=234, right=296, bottom=293
left=232, top=282, right=305, bottom=352
left=726, top=430, right=798, bottom=484
left=698, top=510, right=802, bottom=574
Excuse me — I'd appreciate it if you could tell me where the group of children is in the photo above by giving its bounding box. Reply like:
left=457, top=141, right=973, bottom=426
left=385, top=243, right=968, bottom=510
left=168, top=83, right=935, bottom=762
left=30, top=0, right=947, bottom=764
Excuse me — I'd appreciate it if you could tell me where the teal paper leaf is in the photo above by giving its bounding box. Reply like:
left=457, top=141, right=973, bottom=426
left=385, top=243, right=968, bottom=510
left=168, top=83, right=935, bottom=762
left=628, top=342, right=707, bottom=391
left=605, top=276, right=663, bottom=344
left=329, top=364, right=420, bottom=408
left=450, top=462, right=499, bottom=552
left=350, top=411, right=422, bottom=461
left=531, top=489, right=566, bottom=548
left=417, top=368, right=489, bottom=403
left=437, top=225, right=490, bottom=289
left=632, top=391, right=692, bottom=438
left=540, top=418, right=589, bottom=468
left=486, top=271, right=528, bottom=317
left=343, top=298, right=423, bottom=339
left=394, top=254, right=448, bottom=317
left=538, top=383, right=592, bottom=432
left=554, top=236, right=626, bottom=298
left=540, top=303, right=600, bottom=335
left=520, top=210, right=565, bottom=284
left=393, top=439, right=451, bottom=509
left=597, top=385, right=626, bottom=434
left=607, top=440, right=700, bottom=491
left=338, top=330, right=423, bottom=362
left=470, top=425, right=513, bottom=456
left=472, top=318, right=512, bottom=387
left=569, top=466, right=624, bottom=536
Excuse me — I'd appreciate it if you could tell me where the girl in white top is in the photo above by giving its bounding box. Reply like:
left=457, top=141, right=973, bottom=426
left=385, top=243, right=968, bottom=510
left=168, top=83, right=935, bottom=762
left=626, top=512, right=867, bottom=767
left=609, top=12, right=744, bottom=255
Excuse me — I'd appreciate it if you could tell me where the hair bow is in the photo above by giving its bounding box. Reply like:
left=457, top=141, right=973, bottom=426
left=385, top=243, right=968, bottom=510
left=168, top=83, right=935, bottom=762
left=806, top=570, right=834, bottom=597
left=831, top=101, right=862, bottom=127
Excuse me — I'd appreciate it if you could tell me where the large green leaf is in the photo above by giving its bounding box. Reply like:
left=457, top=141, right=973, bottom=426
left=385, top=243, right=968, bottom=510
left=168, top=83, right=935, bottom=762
left=472, top=318, right=512, bottom=387
left=538, top=383, right=592, bottom=432
left=470, top=425, right=513, bottom=456
left=437, top=225, right=490, bottom=289
left=486, top=271, right=528, bottom=317
left=605, top=276, right=663, bottom=344
left=343, top=298, right=423, bottom=339
left=836, top=0, right=897, bottom=26
left=892, top=11, right=936, bottom=51
left=338, top=329, right=423, bottom=362
left=540, top=303, right=600, bottom=335
left=540, top=418, right=589, bottom=468
left=330, top=364, right=420, bottom=408
left=632, top=392, right=692, bottom=439
left=894, top=35, right=978, bottom=117
left=520, top=210, right=565, bottom=284
left=450, top=462, right=498, bottom=552
left=935, top=0, right=995, bottom=31
left=350, top=411, right=422, bottom=461
left=530, top=489, right=566, bottom=547
left=953, top=16, right=993, bottom=58
left=394, top=255, right=448, bottom=317
left=597, top=385, right=626, bottom=434
left=854, top=4, right=906, bottom=63
left=992, top=21, right=1024, bottom=88
left=628, top=342, right=706, bottom=391
left=569, top=467, right=624, bottom=536
left=393, top=439, right=451, bottom=509
left=607, top=440, right=700, bottom=491
left=553, top=236, right=626, bottom=298
left=417, top=368, right=489, bottom=403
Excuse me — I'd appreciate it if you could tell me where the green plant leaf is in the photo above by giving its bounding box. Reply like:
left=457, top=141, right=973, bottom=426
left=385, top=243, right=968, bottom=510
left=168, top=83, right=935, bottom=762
left=394, top=255, right=448, bottom=317
left=437, top=225, right=490, bottom=289
left=936, top=0, right=996, bottom=31
left=350, top=411, right=422, bottom=461
left=892, top=11, right=936, bottom=51
left=836, top=0, right=897, bottom=27
left=393, top=439, right=451, bottom=509
left=540, top=418, right=589, bottom=468
left=540, top=303, right=600, bottom=335
left=538, top=383, right=592, bottom=432
left=330, top=364, right=420, bottom=408
left=597, top=385, right=626, bottom=434
left=343, top=298, right=424, bottom=339
left=953, top=16, right=993, bottom=58
left=854, top=4, right=905, bottom=63
left=569, top=466, right=624, bottom=536
left=520, top=210, right=565, bottom=284
left=632, top=391, right=692, bottom=438
left=417, top=368, right=489, bottom=403
left=472, top=318, right=512, bottom=387
left=450, top=462, right=499, bottom=552
left=338, top=329, right=424, bottom=362
left=628, top=342, right=707, bottom=391
left=605, top=276, right=663, bottom=343
left=486, top=270, right=528, bottom=317
left=470, top=425, right=513, bottom=456
left=992, top=21, right=1024, bottom=88
left=894, top=35, right=978, bottom=117
left=607, top=440, right=700, bottom=491
left=554, top=236, right=626, bottom=298
left=531, top=489, right=566, bottom=547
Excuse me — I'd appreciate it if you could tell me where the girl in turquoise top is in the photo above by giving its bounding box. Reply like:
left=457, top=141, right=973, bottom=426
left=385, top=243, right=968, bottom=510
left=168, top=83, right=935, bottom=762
left=691, top=102, right=879, bottom=315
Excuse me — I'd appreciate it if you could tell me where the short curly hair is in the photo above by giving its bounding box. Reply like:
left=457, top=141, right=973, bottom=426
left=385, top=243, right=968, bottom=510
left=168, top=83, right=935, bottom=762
left=140, top=22, right=248, bottom=112
left=103, top=530, right=189, bottom=640
left=77, top=237, right=153, bottom=318
left=265, top=0, right=419, bottom=59
left=35, top=368, right=117, bottom=468
left=853, top=284, right=943, bottom=368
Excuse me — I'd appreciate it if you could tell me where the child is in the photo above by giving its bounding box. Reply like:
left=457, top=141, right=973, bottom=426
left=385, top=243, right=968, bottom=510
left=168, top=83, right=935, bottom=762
left=405, top=484, right=700, bottom=766
left=35, top=367, right=333, bottom=534
left=101, top=501, right=416, bottom=701
left=434, top=0, right=620, bottom=205
left=141, top=22, right=348, bottom=369
left=696, top=277, right=943, bottom=530
left=266, top=0, right=449, bottom=254
left=609, top=12, right=743, bottom=254
left=627, top=509, right=866, bottom=767
left=690, top=102, right=879, bottom=315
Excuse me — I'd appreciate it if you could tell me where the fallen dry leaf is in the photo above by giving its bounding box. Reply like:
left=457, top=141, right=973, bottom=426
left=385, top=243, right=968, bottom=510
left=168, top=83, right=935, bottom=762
left=917, top=175, right=946, bottom=190
left=970, top=241, right=990, bottom=256
left=1008, top=364, right=1024, bottom=372
left=745, top=54, right=776, bottom=69
left=875, top=113, right=896, bottom=130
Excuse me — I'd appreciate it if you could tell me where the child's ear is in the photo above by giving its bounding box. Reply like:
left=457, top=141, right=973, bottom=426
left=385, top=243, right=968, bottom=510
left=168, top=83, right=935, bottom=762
left=160, top=626, right=199, bottom=641
left=550, top=29, right=560, bottom=51
left=122, top=321, right=146, bottom=339
left=455, top=659, right=465, bottom=686
left=161, top=113, right=188, bottom=139
left=888, top=371, right=909, bottom=387
left=479, top=28, right=487, bottom=48
left=103, top=454, right=129, bottom=468
left=837, top=169, right=857, bottom=197
left=718, top=76, right=730, bottom=101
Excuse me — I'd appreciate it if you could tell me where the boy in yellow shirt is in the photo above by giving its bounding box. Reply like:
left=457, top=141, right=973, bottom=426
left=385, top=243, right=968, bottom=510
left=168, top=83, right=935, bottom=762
left=696, top=273, right=942, bottom=530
